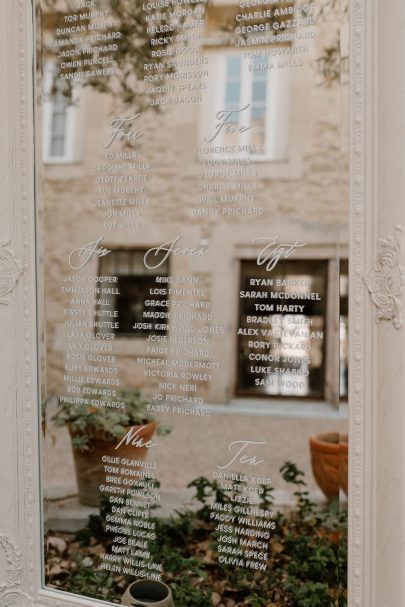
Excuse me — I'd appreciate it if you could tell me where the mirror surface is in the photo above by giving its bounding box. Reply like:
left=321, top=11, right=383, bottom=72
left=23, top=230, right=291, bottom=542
left=36, top=0, right=349, bottom=604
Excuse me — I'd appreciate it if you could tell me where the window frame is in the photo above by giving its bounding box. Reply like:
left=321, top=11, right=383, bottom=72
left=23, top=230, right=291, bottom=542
left=97, top=247, right=170, bottom=339
left=235, top=256, right=330, bottom=401
left=209, top=49, right=291, bottom=162
left=42, top=61, right=81, bottom=164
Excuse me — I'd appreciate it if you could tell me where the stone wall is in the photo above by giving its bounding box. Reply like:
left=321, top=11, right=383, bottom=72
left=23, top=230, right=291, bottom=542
left=41, top=3, right=348, bottom=404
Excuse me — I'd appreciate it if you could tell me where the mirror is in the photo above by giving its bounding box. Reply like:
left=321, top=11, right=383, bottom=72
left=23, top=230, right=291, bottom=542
left=36, top=0, right=349, bottom=604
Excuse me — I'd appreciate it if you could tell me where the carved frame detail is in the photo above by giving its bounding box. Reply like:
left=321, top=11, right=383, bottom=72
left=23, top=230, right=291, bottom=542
left=364, top=225, right=404, bottom=329
left=0, top=243, right=22, bottom=304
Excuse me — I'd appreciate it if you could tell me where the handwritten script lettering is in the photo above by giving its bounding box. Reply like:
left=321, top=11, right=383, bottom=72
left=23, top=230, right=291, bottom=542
left=144, top=236, right=211, bottom=270
left=115, top=426, right=158, bottom=451
left=69, top=237, right=111, bottom=270
left=254, top=237, right=306, bottom=272
left=205, top=105, right=251, bottom=144
left=218, top=439, right=267, bottom=470
left=103, top=115, right=144, bottom=150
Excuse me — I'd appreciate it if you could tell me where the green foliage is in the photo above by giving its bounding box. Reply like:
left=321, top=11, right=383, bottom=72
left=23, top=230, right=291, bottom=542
left=53, top=387, right=169, bottom=451
left=247, top=594, right=267, bottom=607
left=40, top=0, right=201, bottom=111
left=157, top=464, right=345, bottom=606
left=76, top=496, right=114, bottom=546
left=314, top=45, right=342, bottom=86
left=62, top=559, right=122, bottom=602
left=53, top=463, right=347, bottom=606
left=281, top=461, right=313, bottom=516
left=40, top=0, right=348, bottom=118
left=282, top=579, right=331, bottom=607
left=258, top=482, right=275, bottom=510
left=145, top=510, right=212, bottom=606
left=187, top=475, right=233, bottom=521
left=314, top=0, right=350, bottom=87
left=170, top=577, right=212, bottom=607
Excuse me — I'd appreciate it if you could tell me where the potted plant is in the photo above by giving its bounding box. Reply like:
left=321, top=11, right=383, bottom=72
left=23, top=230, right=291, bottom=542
left=309, top=432, right=348, bottom=501
left=53, top=387, right=168, bottom=507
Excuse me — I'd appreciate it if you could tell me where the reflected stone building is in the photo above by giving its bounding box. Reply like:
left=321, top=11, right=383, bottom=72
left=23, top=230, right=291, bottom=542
left=40, top=0, right=349, bottom=407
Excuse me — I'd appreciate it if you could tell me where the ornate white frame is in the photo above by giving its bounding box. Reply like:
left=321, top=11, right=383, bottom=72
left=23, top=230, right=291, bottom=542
left=0, top=0, right=403, bottom=606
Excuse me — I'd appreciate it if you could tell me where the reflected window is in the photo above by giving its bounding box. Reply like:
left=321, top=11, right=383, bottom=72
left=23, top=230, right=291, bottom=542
left=213, top=53, right=290, bottom=160
left=98, top=249, right=169, bottom=337
left=42, top=63, right=81, bottom=163
left=237, top=259, right=327, bottom=399
left=49, top=89, right=68, bottom=157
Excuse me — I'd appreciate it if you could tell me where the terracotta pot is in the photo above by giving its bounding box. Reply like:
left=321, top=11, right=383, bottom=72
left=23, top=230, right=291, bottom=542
left=121, top=580, right=173, bottom=606
left=339, top=434, right=348, bottom=495
left=309, top=432, right=348, bottom=500
left=70, top=421, right=157, bottom=507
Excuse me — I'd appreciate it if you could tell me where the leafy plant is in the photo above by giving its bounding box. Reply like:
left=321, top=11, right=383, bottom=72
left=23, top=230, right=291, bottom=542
left=187, top=476, right=233, bottom=522
left=52, top=387, right=170, bottom=451
left=170, top=577, right=212, bottom=607
left=247, top=594, right=267, bottom=607
left=314, top=0, right=350, bottom=87
left=258, top=481, right=275, bottom=510
left=46, top=462, right=347, bottom=606
left=58, top=559, right=123, bottom=602
left=281, top=461, right=313, bottom=516
left=282, top=579, right=331, bottom=607
left=40, top=0, right=203, bottom=111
